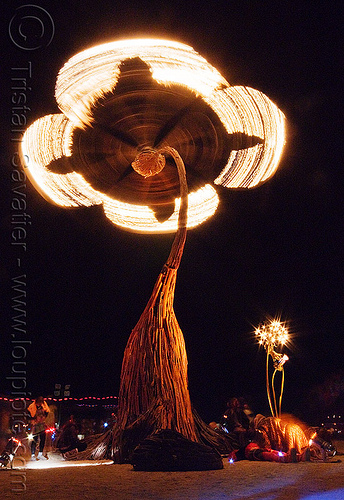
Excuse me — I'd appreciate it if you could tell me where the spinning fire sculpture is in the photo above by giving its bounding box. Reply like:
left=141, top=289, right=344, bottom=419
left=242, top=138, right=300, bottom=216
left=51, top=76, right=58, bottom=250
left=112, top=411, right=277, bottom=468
left=20, top=38, right=286, bottom=465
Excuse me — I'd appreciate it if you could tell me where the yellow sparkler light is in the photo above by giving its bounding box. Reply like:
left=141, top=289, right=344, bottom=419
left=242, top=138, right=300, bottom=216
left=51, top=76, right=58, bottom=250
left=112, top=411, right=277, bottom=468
left=255, top=318, right=290, bottom=418
left=21, top=38, right=286, bottom=233
left=255, top=319, right=289, bottom=353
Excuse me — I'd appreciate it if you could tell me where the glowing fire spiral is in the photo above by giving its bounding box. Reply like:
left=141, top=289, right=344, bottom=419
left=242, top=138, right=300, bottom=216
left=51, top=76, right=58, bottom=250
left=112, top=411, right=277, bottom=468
left=20, top=38, right=286, bottom=233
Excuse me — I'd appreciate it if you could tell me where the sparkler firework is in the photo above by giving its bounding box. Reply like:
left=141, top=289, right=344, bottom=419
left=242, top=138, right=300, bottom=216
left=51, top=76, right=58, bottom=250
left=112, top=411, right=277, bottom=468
left=255, top=319, right=290, bottom=417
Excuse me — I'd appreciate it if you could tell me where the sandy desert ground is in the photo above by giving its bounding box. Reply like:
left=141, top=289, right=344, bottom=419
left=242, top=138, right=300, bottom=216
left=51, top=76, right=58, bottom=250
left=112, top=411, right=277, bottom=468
left=1, top=441, right=344, bottom=500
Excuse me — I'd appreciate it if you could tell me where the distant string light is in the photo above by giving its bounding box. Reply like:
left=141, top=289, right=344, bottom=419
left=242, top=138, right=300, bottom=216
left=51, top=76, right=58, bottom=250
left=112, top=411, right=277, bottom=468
left=0, top=396, right=118, bottom=403
left=21, top=38, right=285, bottom=233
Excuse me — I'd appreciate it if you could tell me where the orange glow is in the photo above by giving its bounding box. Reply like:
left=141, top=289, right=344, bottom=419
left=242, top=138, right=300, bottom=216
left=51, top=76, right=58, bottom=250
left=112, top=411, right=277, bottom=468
left=309, top=431, right=317, bottom=445
left=285, top=424, right=309, bottom=454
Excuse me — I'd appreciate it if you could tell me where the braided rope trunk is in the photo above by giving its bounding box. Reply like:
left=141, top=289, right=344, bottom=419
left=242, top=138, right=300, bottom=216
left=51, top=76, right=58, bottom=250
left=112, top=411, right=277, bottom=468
left=112, top=148, right=197, bottom=461
left=112, top=147, right=232, bottom=462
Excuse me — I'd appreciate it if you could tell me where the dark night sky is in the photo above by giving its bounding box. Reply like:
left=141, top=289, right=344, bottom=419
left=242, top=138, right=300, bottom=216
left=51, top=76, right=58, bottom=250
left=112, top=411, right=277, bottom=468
left=0, top=1, right=343, bottom=424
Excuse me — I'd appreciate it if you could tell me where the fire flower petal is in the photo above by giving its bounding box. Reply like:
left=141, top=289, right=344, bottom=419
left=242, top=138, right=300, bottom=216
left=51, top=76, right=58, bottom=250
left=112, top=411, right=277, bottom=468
left=21, top=114, right=102, bottom=207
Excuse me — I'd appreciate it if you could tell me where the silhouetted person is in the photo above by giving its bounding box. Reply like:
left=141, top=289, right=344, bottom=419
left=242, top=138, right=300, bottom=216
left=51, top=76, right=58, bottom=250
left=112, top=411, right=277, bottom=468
left=56, top=415, right=87, bottom=457
left=27, top=396, right=50, bottom=460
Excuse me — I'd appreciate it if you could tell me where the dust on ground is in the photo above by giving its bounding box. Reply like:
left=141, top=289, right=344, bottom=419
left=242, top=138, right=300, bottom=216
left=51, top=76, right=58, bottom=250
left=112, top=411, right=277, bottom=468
left=1, top=441, right=343, bottom=499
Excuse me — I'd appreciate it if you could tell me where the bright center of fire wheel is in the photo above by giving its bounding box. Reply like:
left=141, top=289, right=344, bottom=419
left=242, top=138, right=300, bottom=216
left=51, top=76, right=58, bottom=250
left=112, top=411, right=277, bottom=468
left=131, top=149, right=166, bottom=178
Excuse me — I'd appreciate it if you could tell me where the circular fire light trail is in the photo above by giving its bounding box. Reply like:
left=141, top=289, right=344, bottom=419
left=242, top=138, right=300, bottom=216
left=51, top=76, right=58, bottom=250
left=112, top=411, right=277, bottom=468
left=21, top=38, right=285, bottom=233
